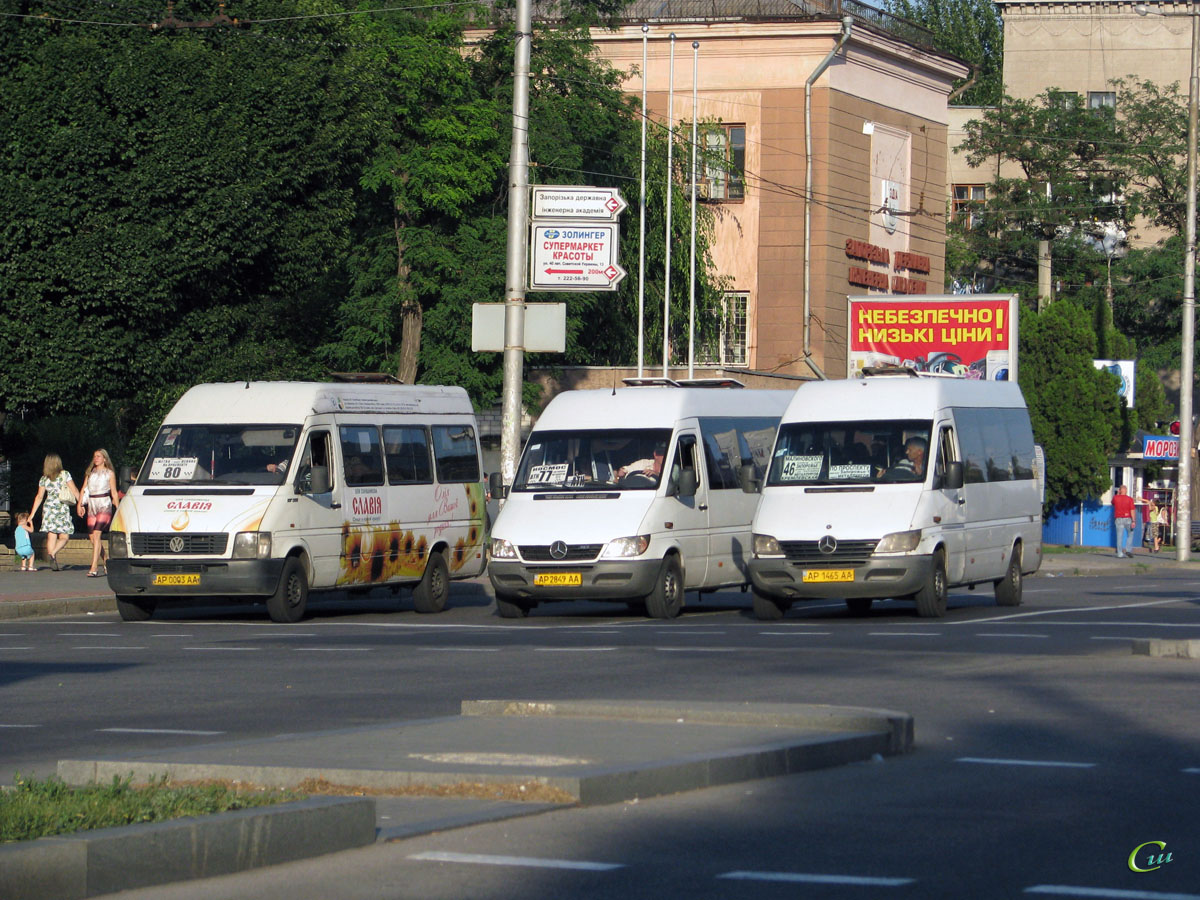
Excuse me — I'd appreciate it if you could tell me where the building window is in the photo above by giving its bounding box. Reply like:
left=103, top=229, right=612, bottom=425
left=952, top=184, right=986, bottom=229
left=1088, top=91, right=1115, bottom=110
left=700, top=125, right=745, bottom=202
left=699, top=292, right=748, bottom=367
left=1049, top=90, right=1079, bottom=109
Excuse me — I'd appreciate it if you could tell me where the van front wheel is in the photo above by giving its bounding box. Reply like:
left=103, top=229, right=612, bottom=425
left=268, top=558, right=308, bottom=623
left=995, top=550, right=1023, bottom=607
left=495, top=594, right=532, bottom=619
left=413, top=551, right=449, bottom=614
left=645, top=556, right=684, bottom=619
left=752, top=589, right=790, bottom=620
left=914, top=551, right=947, bottom=618
left=116, top=595, right=156, bottom=622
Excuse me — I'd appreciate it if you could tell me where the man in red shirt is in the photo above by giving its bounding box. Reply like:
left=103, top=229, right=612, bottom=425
left=1113, top=485, right=1136, bottom=557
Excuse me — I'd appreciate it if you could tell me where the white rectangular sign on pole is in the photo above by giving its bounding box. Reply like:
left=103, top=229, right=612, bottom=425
left=529, top=223, right=626, bottom=292
left=532, top=186, right=628, bottom=221
left=471, top=302, right=566, bottom=353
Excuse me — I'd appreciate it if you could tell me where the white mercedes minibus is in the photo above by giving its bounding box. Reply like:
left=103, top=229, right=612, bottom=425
left=748, top=372, right=1042, bottom=618
left=488, top=380, right=792, bottom=618
left=108, top=381, right=487, bottom=622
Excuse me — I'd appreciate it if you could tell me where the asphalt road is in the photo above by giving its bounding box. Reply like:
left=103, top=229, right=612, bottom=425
left=2, top=571, right=1199, bottom=898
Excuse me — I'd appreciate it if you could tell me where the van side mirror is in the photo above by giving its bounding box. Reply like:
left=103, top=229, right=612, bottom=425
left=489, top=470, right=507, bottom=500
left=941, top=461, right=964, bottom=491
left=739, top=463, right=761, bottom=494
left=309, top=465, right=330, bottom=495
left=676, top=469, right=698, bottom=498
left=119, top=465, right=133, bottom=492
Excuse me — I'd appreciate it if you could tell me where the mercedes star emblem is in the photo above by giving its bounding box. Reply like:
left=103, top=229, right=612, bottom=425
left=817, top=535, right=837, bottom=555
left=549, top=540, right=568, bottom=560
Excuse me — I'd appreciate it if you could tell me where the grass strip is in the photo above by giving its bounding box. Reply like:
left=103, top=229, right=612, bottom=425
left=1, top=774, right=303, bottom=843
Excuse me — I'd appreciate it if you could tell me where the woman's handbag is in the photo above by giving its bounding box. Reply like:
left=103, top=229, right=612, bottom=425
left=58, top=478, right=78, bottom=504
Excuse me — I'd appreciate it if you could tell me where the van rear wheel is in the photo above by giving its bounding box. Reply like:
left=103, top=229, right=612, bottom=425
left=752, top=588, right=790, bottom=621
left=413, top=550, right=449, bottom=614
left=268, top=558, right=308, bottom=623
left=116, top=595, right=156, bottom=622
left=914, top=550, right=948, bottom=618
left=995, top=550, right=1023, bottom=607
left=645, top=555, right=684, bottom=619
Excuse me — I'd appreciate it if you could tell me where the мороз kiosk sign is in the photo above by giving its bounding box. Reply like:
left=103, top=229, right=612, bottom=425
left=846, top=294, right=1019, bottom=381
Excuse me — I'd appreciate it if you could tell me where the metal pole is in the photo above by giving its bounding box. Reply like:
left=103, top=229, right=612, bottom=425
left=499, top=0, right=533, bottom=488
left=688, top=41, right=699, bottom=378
left=663, top=33, right=675, bottom=377
left=1178, top=5, right=1198, bottom=561
left=638, top=24, right=648, bottom=378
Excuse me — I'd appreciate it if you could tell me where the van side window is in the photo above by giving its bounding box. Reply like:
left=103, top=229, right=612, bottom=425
left=339, top=425, right=384, bottom=487
left=1005, top=409, right=1036, bottom=481
left=668, top=435, right=699, bottom=493
left=954, top=409, right=989, bottom=484
left=383, top=426, right=432, bottom=485
left=296, top=431, right=334, bottom=494
left=432, top=425, right=480, bottom=483
left=933, top=426, right=956, bottom=489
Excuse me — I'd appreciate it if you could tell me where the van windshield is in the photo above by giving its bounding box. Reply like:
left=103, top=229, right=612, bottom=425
left=139, top=424, right=301, bottom=486
left=513, top=429, right=672, bottom=491
left=768, top=420, right=932, bottom=486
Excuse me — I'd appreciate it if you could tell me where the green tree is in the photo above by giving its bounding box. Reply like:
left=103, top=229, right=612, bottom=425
left=885, top=0, right=1004, bottom=106
left=1020, top=300, right=1123, bottom=511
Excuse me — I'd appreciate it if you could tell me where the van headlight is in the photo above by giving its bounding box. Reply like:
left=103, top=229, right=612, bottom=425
left=232, top=532, right=272, bottom=560
left=753, top=534, right=784, bottom=558
left=601, top=535, right=650, bottom=558
left=875, top=529, right=921, bottom=553
left=491, top=538, right=518, bottom=560
left=108, top=531, right=128, bottom=559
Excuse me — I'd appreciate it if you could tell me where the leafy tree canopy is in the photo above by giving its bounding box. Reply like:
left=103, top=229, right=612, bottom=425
left=886, top=0, right=1003, bottom=106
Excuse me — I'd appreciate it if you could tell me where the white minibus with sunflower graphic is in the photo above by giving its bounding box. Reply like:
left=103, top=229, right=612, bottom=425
left=107, top=381, right=488, bottom=622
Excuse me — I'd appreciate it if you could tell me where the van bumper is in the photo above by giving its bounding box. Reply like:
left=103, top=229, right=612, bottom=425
left=488, top=558, right=662, bottom=602
left=107, top=558, right=287, bottom=598
left=748, top=554, right=933, bottom=600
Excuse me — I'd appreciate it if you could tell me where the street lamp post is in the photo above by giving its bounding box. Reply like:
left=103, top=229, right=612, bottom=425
left=1136, top=3, right=1196, bottom=561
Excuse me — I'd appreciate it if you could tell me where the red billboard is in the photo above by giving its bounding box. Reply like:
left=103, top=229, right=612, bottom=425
left=846, top=294, right=1019, bottom=380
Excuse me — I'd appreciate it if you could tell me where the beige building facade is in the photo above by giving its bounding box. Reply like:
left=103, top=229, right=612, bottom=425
left=579, top=7, right=968, bottom=378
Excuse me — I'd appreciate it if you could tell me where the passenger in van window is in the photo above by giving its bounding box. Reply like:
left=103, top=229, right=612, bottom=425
left=617, top=446, right=665, bottom=482
left=883, top=436, right=927, bottom=482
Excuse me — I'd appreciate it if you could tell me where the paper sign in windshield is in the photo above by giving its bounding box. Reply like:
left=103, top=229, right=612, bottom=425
left=528, top=463, right=569, bottom=485
left=780, top=455, right=822, bottom=480
left=150, top=457, right=198, bottom=480
left=829, top=464, right=872, bottom=480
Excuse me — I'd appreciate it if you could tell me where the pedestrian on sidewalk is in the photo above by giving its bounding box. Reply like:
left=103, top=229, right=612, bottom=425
left=28, top=453, right=78, bottom=570
left=1113, top=485, right=1135, bottom=558
left=78, top=448, right=118, bottom=577
left=13, top=511, right=36, bottom=571
left=1145, top=497, right=1163, bottom=553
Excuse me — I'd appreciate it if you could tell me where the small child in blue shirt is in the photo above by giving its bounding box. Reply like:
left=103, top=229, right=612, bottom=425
left=14, top=511, right=35, bottom=571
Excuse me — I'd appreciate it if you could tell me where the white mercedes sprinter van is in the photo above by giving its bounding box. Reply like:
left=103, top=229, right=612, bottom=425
left=487, top=380, right=792, bottom=619
left=748, top=372, right=1042, bottom=619
left=107, top=381, right=487, bottom=622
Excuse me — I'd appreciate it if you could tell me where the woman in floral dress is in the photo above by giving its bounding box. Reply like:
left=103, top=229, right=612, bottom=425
left=29, top=453, right=78, bottom=570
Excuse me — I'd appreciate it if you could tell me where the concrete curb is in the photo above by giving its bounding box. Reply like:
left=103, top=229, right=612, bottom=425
left=0, top=596, right=115, bottom=620
left=0, top=796, right=376, bottom=900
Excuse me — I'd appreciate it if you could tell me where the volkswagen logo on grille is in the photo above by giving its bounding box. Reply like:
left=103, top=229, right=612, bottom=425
left=549, top=540, right=569, bottom=560
left=817, top=535, right=838, bottom=555
left=169, top=536, right=185, bottom=554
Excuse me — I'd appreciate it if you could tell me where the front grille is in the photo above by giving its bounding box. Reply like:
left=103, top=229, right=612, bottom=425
left=131, top=533, right=229, bottom=556
left=519, top=543, right=603, bottom=562
left=780, top=539, right=879, bottom=567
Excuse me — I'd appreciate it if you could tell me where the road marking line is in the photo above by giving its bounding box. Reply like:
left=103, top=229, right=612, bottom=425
left=719, top=870, right=914, bottom=886
left=656, top=630, right=726, bottom=635
left=291, top=648, right=372, bottom=652
left=974, top=633, right=1048, bottom=638
left=183, top=647, right=259, bottom=651
left=655, top=647, right=737, bottom=652
left=59, top=633, right=121, bottom=636
left=416, top=647, right=501, bottom=652
left=0, top=647, right=34, bottom=651
left=1090, top=636, right=1147, bottom=641
left=149, top=634, right=194, bottom=638
left=534, top=647, right=617, bottom=652
left=1183, top=767, right=1200, bottom=774
left=957, top=757, right=1095, bottom=769
left=1025, top=885, right=1200, bottom=899
left=100, top=728, right=225, bottom=736
left=759, top=631, right=833, bottom=636
left=0, top=724, right=41, bottom=728
left=960, top=598, right=1183, bottom=625
left=253, top=633, right=317, bottom=638
left=71, top=646, right=146, bottom=650
left=408, top=851, right=622, bottom=871
left=869, top=632, right=942, bottom=637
